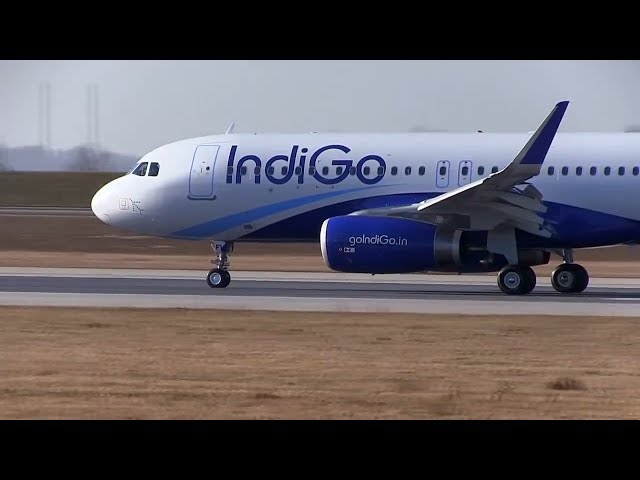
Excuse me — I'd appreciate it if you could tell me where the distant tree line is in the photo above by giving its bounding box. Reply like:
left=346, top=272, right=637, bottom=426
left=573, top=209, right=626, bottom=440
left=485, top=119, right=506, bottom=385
left=0, top=144, right=136, bottom=172
left=0, top=143, right=11, bottom=171
left=66, top=144, right=114, bottom=172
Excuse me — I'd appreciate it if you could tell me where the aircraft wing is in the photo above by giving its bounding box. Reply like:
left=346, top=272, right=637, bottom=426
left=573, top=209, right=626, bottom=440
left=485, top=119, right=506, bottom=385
left=352, top=101, right=569, bottom=238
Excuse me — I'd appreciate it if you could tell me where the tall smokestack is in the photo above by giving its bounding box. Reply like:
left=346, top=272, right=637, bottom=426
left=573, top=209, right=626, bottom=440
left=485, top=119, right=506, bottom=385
left=38, top=84, right=43, bottom=146
left=38, top=83, right=51, bottom=148
left=93, top=84, right=99, bottom=147
left=45, top=82, right=51, bottom=149
left=86, top=84, right=93, bottom=144
left=86, top=83, right=100, bottom=146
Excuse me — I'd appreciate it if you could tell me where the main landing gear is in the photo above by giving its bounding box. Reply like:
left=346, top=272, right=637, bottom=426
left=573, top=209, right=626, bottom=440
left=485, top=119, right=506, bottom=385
left=496, top=249, right=589, bottom=295
left=206, top=241, right=233, bottom=288
left=497, top=265, right=537, bottom=295
left=550, top=248, right=589, bottom=294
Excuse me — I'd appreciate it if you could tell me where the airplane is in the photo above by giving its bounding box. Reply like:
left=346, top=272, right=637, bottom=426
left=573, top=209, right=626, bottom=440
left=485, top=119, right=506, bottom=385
left=90, top=100, right=640, bottom=295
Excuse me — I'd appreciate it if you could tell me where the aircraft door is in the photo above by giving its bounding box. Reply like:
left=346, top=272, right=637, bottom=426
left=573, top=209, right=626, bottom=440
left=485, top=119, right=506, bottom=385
left=436, top=160, right=450, bottom=188
left=189, top=145, right=220, bottom=199
left=458, top=160, right=472, bottom=186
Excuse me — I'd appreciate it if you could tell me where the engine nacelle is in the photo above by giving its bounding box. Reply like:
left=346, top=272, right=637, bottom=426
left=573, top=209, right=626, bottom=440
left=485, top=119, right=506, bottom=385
left=320, top=215, right=464, bottom=274
left=320, top=215, right=550, bottom=274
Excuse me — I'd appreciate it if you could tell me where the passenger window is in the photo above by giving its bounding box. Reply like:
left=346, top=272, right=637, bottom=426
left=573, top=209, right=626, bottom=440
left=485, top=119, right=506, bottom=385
left=336, top=167, right=343, bottom=175
left=439, top=166, right=447, bottom=176
left=364, top=166, right=370, bottom=175
left=148, top=162, right=160, bottom=176
left=419, top=166, right=425, bottom=175
left=561, top=166, right=568, bottom=176
left=241, top=166, right=247, bottom=176
left=350, top=166, right=356, bottom=175
left=619, top=166, right=625, bottom=175
left=254, top=166, right=260, bottom=175
left=322, top=166, right=329, bottom=175
left=226, top=166, right=233, bottom=175
left=576, top=166, right=582, bottom=176
left=634, top=167, right=639, bottom=176
left=309, top=167, right=316, bottom=175
left=547, top=166, right=555, bottom=175
left=391, top=166, right=398, bottom=175
left=377, top=166, right=384, bottom=175
left=491, top=166, right=498, bottom=173
left=294, top=166, right=301, bottom=175
left=478, top=166, right=485, bottom=175
left=605, top=167, right=611, bottom=176
left=281, top=166, right=288, bottom=175
left=267, top=167, right=275, bottom=175
left=405, top=166, right=411, bottom=175
left=461, top=166, right=469, bottom=176
left=590, top=166, right=597, bottom=176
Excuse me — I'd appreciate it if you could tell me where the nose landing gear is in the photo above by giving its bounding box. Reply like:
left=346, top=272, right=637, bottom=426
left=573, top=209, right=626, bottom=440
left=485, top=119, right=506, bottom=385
left=207, top=241, right=233, bottom=288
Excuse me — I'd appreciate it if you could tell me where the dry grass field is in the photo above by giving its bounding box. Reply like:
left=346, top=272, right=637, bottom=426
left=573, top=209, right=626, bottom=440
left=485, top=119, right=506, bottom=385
left=0, top=172, right=120, bottom=207
left=1, top=307, right=639, bottom=419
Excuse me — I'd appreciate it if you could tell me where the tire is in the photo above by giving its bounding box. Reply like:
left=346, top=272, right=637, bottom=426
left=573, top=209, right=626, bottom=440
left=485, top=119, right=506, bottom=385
left=551, top=265, right=575, bottom=293
left=207, top=268, right=231, bottom=288
left=551, top=263, right=588, bottom=293
left=498, top=266, right=528, bottom=295
left=522, top=266, right=537, bottom=294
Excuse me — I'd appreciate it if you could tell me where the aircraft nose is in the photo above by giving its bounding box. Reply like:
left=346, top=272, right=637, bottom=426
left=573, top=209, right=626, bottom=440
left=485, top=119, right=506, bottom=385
left=91, top=185, right=112, bottom=224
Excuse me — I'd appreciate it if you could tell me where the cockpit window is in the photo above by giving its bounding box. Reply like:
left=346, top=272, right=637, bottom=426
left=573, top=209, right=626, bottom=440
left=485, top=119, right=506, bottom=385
left=149, top=162, right=160, bottom=177
left=131, top=162, right=148, bottom=176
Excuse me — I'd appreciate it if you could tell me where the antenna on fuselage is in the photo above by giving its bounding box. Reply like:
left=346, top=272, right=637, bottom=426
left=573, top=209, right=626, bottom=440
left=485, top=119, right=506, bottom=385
left=225, top=122, right=235, bottom=134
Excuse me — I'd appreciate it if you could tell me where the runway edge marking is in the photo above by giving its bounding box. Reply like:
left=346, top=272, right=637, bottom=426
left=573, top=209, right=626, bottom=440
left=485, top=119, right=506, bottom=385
left=1, top=292, right=640, bottom=316
left=1, top=267, right=640, bottom=288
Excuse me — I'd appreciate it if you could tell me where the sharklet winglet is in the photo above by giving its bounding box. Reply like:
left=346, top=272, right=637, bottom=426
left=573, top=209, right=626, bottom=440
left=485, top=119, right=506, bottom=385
left=517, top=101, right=569, bottom=166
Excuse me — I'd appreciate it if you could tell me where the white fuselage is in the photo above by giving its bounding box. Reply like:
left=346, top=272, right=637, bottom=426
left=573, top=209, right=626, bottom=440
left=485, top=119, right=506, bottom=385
left=90, top=132, right=640, bottom=247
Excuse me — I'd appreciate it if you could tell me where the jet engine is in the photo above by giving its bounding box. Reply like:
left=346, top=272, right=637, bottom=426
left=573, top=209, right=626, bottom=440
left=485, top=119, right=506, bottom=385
left=319, top=215, right=549, bottom=274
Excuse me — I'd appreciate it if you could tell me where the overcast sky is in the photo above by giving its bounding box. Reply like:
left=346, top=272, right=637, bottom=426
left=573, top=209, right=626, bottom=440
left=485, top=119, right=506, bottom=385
left=1, top=60, right=639, bottom=157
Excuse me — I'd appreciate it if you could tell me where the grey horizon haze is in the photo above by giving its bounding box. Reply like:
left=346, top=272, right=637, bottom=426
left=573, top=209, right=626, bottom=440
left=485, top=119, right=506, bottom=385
left=1, top=60, right=640, bottom=162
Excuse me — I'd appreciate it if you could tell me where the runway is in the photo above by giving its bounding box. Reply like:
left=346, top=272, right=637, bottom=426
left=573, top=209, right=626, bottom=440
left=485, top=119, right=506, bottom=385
left=1, top=267, right=640, bottom=316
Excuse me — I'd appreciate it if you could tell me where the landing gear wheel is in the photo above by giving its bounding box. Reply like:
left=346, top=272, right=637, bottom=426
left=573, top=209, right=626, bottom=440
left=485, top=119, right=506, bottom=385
left=497, top=265, right=536, bottom=295
left=207, top=241, right=234, bottom=289
left=551, top=263, right=589, bottom=293
left=207, top=268, right=231, bottom=288
left=523, top=266, right=537, bottom=292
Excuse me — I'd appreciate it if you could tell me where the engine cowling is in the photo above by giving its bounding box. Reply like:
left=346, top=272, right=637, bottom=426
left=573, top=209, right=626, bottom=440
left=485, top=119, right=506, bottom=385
left=320, top=215, right=464, bottom=274
left=320, top=215, right=549, bottom=274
